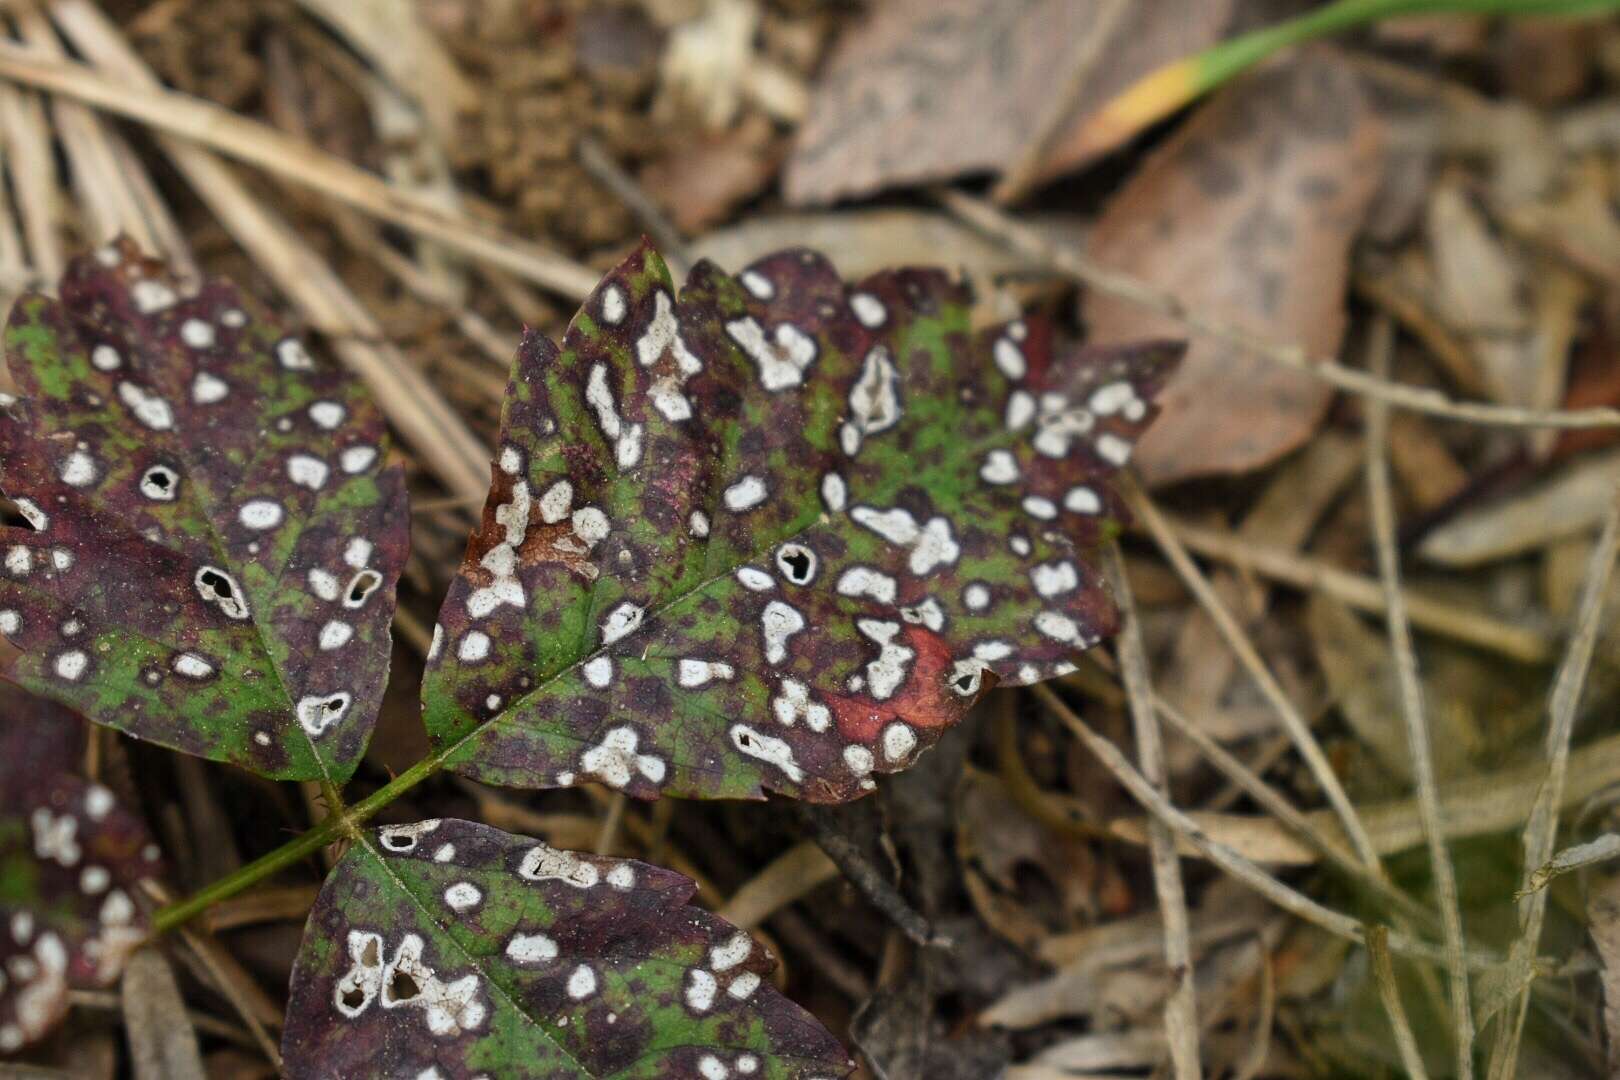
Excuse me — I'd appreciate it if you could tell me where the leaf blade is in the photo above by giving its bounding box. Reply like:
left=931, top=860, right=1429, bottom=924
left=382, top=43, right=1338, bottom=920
left=0, top=239, right=409, bottom=782
left=423, top=243, right=1178, bottom=801
left=282, top=818, right=852, bottom=1079
left=0, top=686, right=163, bottom=1054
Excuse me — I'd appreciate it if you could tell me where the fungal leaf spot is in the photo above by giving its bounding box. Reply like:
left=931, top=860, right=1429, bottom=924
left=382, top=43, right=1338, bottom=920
left=421, top=241, right=1178, bottom=803
left=0, top=238, right=409, bottom=783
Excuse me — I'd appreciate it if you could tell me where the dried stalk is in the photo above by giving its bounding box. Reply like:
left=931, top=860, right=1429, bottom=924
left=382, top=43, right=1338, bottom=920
left=937, top=187, right=1620, bottom=430
left=1491, top=481, right=1620, bottom=1077
left=0, top=41, right=599, bottom=299
left=1364, top=316, right=1474, bottom=1077
left=1126, top=477, right=1386, bottom=873
left=1106, top=543, right=1201, bottom=1079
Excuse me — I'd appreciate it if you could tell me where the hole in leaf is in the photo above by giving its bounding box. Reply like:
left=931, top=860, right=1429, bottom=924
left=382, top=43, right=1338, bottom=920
left=345, top=570, right=382, bottom=608
left=382, top=833, right=412, bottom=851
left=774, top=544, right=816, bottom=586
left=198, top=569, right=235, bottom=600
left=0, top=495, right=36, bottom=530
left=737, top=731, right=757, bottom=750
left=389, top=969, right=420, bottom=1002
left=952, top=672, right=977, bottom=694
left=361, top=939, right=380, bottom=967
left=340, top=986, right=365, bottom=1009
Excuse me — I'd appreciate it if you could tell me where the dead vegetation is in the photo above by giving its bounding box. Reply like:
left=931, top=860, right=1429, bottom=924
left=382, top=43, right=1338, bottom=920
left=2, top=1, right=1620, bottom=1077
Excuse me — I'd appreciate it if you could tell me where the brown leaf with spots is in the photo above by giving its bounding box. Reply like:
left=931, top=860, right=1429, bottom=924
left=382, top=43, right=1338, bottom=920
left=1083, top=50, right=1386, bottom=486
left=782, top=0, right=1233, bottom=205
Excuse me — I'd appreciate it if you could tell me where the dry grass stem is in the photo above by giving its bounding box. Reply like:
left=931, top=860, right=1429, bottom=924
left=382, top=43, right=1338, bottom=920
left=1033, top=685, right=1494, bottom=971
left=1105, top=543, right=1202, bottom=1079
left=716, top=840, right=840, bottom=931
left=1157, top=514, right=1552, bottom=662
left=1364, top=316, right=1474, bottom=1077
left=0, top=40, right=600, bottom=299
left=1151, top=694, right=1433, bottom=928
left=1125, top=477, right=1386, bottom=872
left=937, top=187, right=1620, bottom=431
left=1491, top=480, right=1620, bottom=1077
left=1368, top=926, right=1432, bottom=1080
left=49, top=0, right=493, bottom=501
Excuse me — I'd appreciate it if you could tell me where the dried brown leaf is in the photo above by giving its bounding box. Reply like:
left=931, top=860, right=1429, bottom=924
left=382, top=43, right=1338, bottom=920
left=1084, top=51, right=1385, bottom=485
left=783, top=0, right=1231, bottom=205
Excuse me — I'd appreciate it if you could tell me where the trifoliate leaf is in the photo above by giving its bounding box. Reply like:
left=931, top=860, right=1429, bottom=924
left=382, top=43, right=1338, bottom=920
left=0, top=686, right=162, bottom=1054
left=422, top=243, right=1177, bottom=801
left=281, top=818, right=852, bottom=1079
left=0, top=238, right=409, bottom=782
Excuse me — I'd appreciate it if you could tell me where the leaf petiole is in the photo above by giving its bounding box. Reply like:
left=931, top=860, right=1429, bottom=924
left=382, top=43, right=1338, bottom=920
left=151, top=749, right=448, bottom=933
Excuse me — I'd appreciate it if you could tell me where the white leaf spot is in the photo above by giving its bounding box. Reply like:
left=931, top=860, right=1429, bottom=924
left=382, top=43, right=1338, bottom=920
left=979, top=449, right=1018, bottom=484
left=459, top=631, right=491, bottom=662
left=319, top=621, right=353, bottom=650
left=583, top=656, right=613, bottom=688
left=600, top=602, right=644, bottom=645
left=1096, top=432, right=1133, bottom=466
left=729, top=724, right=803, bottom=782
left=858, top=619, right=914, bottom=701
left=192, top=372, right=228, bottom=404
left=172, top=653, right=214, bottom=679
left=836, top=566, right=896, bottom=604
left=287, top=454, right=328, bottom=490
left=296, top=693, right=351, bottom=737
left=505, top=933, right=558, bottom=964
left=740, top=269, right=774, bottom=299
left=443, top=882, right=482, bottom=912
left=308, top=401, right=345, bottom=429
left=723, top=475, right=768, bottom=512
left=760, top=601, right=804, bottom=665
left=725, top=317, right=817, bottom=390
left=686, top=968, right=718, bottom=1012
left=882, top=722, right=917, bottom=762
left=1022, top=495, right=1057, bottom=520
left=994, top=336, right=1026, bottom=380
left=679, top=659, right=735, bottom=688
left=850, top=291, right=886, bottom=328
left=601, top=284, right=626, bottom=326
left=60, top=449, right=97, bottom=487
left=53, top=650, right=87, bottom=682
left=277, top=339, right=315, bottom=370
left=181, top=318, right=215, bottom=349
left=1064, top=486, right=1102, bottom=514
left=239, top=500, right=283, bottom=530
left=821, top=472, right=847, bottom=512
left=91, top=344, right=121, bottom=371
left=844, top=745, right=874, bottom=776
left=1035, top=610, right=1081, bottom=643
left=1031, top=561, right=1079, bottom=598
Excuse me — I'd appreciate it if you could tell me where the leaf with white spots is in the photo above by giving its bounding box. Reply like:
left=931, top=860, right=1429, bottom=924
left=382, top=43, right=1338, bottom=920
left=282, top=818, right=851, bottom=1079
left=0, top=686, right=163, bottom=1054
left=421, top=243, right=1177, bottom=801
left=0, top=239, right=409, bottom=782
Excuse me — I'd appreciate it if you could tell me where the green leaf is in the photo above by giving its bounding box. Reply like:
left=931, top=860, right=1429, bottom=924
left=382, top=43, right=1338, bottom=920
left=421, top=243, right=1177, bottom=800
left=282, top=818, right=852, bottom=1078
left=0, top=685, right=163, bottom=1054
left=0, top=238, right=409, bottom=782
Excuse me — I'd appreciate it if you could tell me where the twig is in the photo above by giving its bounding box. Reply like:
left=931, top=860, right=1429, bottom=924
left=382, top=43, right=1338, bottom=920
left=990, top=0, right=1129, bottom=205
left=1368, top=926, right=1433, bottom=1080
left=796, top=805, right=946, bottom=948
left=0, top=40, right=600, bottom=299
left=1032, top=685, right=1496, bottom=971
left=1125, top=476, right=1386, bottom=872
left=1155, top=513, right=1553, bottom=663
left=577, top=134, right=692, bottom=279
left=1364, top=315, right=1474, bottom=1078
left=593, top=791, right=626, bottom=856
left=1151, top=694, right=1433, bottom=928
left=716, top=839, right=840, bottom=930
left=1491, top=480, right=1620, bottom=1077
left=935, top=187, right=1620, bottom=430
left=49, top=0, right=493, bottom=502
left=1105, top=542, right=1201, bottom=1079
